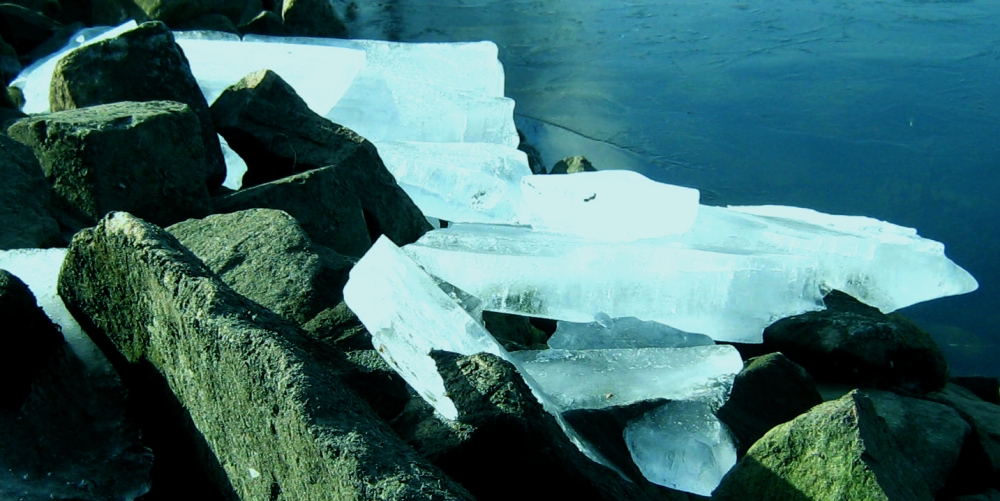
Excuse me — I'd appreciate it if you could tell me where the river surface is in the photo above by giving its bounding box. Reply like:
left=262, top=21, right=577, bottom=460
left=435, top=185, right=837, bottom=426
left=343, top=0, right=1000, bottom=376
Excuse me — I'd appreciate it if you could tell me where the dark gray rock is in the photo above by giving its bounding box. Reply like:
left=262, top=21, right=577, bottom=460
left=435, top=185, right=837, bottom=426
left=551, top=155, right=597, bottom=174
left=0, top=135, right=62, bottom=249
left=278, top=0, right=346, bottom=38
left=0, top=343, right=153, bottom=501
left=953, top=489, right=1000, bottom=501
left=4, top=0, right=60, bottom=21
left=57, top=211, right=472, bottom=500
left=516, top=128, right=546, bottom=174
left=167, top=209, right=354, bottom=328
left=481, top=310, right=548, bottom=351
left=713, top=389, right=934, bottom=501
left=211, top=69, right=431, bottom=251
left=716, top=352, right=824, bottom=457
left=0, top=269, right=63, bottom=410
left=928, top=383, right=1000, bottom=490
left=0, top=4, right=59, bottom=55
left=7, top=100, right=213, bottom=229
left=54, top=0, right=128, bottom=28
left=238, top=9, right=285, bottom=36
left=1, top=34, right=20, bottom=85
left=762, top=290, right=949, bottom=393
left=49, top=21, right=226, bottom=191
left=394, top=350, right=689, bottom=501
left=169, top=12, right=239, bottom=33
left=866, top=389, right=969, bottom=496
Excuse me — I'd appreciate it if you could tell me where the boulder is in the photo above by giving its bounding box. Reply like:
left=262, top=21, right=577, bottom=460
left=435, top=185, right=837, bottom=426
left=169, top=12, right=239, bottom=33
left=210, top=70, right=431, bottom=250
left=7, top=100, right=213, bottom=229
left=865, top=389, right=969, bottom=496
left=0, top=343, right=153, bottom=500
left=392, top=350, right=687, bottom=501
left=713, top=389, right=934, bottom=501
left=49, top=21, right=226, bottom=190
left=0, top=269, right=63, bottom=410
left=951, top=376, right=1000, bottom=405
left=928, top=383, right=1000, bottom=490
left=716, top=352, right=824, bottom=456
left=551, top=155, right=597, bottom=174
left=127, top=0, right=249, bottom=34
left=279, top=0, right=346, bottom=38
left=238, top=9, right=285, bottom=36
left=0, top=3, right=59, bottom=55
left=481, top=311, right=548, bottom=351
left=1, top=34, right=21, bottom=85
left=0, top=135, right=62, bottom=249
left=953, top=489, right=1000, bottom=501
left=762, top=290, right=949, bottom=393
left=167, top=209, right=354, bottom=328
left=57, top=211, right=472, bottom=500
left=4, top=0, right=60, bottom=21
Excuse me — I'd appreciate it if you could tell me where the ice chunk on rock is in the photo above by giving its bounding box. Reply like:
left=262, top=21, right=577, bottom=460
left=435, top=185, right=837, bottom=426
left=549, top=313, right=716, bottom=350
left=625, top=400, right=737, bottom=496
left=172, top=36, right=366, bottom=114
left=404, top=224, right=825, bottom=343
left=520, top=170, right=700, bottom=241
left=343, top=235, right=508, bottom=420
left=508, top=345, right=742, bottom=412
left=376, top=141, right=532, bottom=225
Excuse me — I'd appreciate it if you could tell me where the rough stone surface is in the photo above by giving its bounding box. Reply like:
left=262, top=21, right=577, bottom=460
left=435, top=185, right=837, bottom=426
left=167, top=209, right=354, bottom=328
left=551, top=155, right=597, bottom=175
left=713, top=389, right=934, bottom=501
left=951, top=376, right=1000, bottom=405
left=716, top=352, right=824, bottom=456
left=0, top=269, right=63, bottom=410
left=393, top=350, right=689, bottom=501
left=49, top=21, right=226, bottom=190
left=928, top=383, right=1000, bottom=490
left=762, top=290, right=949, bottom=393
left=279, top=0, right=347, bottom=38
left=8, top=100, right=213, bottom=229
left=0, top=343, right=153, bottom=500
left=865, top=389, right=969, bottom=496
left=0, top=134, right=62, bottom=249
left=57, top=211, right=472, bottom=500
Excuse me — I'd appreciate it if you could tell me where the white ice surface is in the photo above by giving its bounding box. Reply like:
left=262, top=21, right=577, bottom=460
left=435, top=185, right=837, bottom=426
left=520, top=170, right=700, bottom=241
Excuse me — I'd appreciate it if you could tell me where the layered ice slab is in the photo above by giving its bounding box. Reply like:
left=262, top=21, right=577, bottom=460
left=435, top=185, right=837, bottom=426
left=173, top=35, right=365, bottom=114
left=403, top=203, right=977, bottom=343
left=377, top=141, right=533, bottom=225
left=520, top=170, right=700, bottom=241
left=404, top=223, right=824, bottom=343
left=508, top=346, right=741, bottom=412
left=625, top=400, right=737, bottom=496
left=243, top=35, right=517, bottom=147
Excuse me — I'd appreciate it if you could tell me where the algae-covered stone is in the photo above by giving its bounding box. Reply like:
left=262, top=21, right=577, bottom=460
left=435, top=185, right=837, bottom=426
left=167, top=209, right=354, bottom=328
left=716, top=352, right=823, bottom=456
left=713, top=389, right=933, bottom=501
left=8, top=100, right=212, bottom=228
left=57, top=211, right=472, bottom=500
left=49, top=21, right=226, bottom=190
left=0, top=134, right=61, bottom=249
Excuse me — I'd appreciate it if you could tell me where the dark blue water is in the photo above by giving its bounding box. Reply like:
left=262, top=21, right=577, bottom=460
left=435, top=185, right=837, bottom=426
left=344, top=0, right=1000, bottom=376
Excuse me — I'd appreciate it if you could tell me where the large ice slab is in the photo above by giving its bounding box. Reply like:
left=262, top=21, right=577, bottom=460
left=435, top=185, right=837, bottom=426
left=508, top=345, right=742, bottom=412
left=172, top=36, right=366, bottom=114
left=520, top=170, right=700, bottom=241
left=549, top=313, right=715, bottom=350
left=625, top=400, right=737, bottom=496
left=377, top=141, right=532, bottom=225
left=243, top=35, right=517, bottom=146
left=404, top=223, right=825, bottom=343
left=0, top=249, right=106, bottom=369
left=687, top=205, right=979, bottom=313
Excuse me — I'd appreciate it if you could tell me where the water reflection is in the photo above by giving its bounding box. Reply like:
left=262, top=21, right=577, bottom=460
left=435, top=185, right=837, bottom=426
left=343, top=0, right=1000, bottom=376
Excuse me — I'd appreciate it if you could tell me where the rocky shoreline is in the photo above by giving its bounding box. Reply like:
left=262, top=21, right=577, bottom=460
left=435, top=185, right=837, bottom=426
left=2, top=2, right=999, bottom=500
